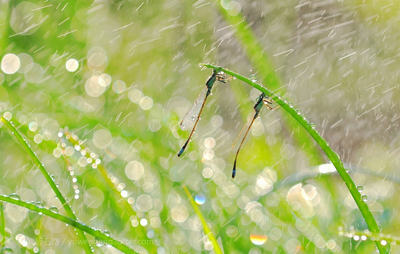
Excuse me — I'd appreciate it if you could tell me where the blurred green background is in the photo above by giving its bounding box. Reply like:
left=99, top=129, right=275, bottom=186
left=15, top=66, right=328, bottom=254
left=0, top=0, right=400, bottom=253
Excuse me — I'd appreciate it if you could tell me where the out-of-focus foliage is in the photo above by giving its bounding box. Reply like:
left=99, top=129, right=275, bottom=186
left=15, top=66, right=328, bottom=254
left=0, top=0, right=399, bottom=253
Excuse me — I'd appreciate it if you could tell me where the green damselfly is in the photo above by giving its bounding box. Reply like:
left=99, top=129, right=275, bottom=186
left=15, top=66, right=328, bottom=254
left=178, top=70, right=228, bottom=157
left=232, top=93, right=273, bottom=178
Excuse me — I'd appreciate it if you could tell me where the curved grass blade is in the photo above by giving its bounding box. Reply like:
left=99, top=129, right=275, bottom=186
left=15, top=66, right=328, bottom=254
left=183, top=186, right=223, bottom=254
left=203, top=64, right=389, bottom=254
left=0, top=194, right=135, bottom=253
left=0, top=117, right=93, bottom=253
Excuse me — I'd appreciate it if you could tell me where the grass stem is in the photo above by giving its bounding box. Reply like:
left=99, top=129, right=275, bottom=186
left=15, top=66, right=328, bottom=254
left=0, top=117, right=93, bottom=253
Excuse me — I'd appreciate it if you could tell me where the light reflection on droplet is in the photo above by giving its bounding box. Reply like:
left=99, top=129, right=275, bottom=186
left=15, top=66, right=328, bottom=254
left=269, top=227, right=282, bottom=241
left=202, top=167, right=214, bottom=178
left=85, top=75, right=107, bottom=97
left=15, top=234, right=28, bottom=247
left=210, top=115, right=223, bottom=129
left=250, top=234, right=267, bottom=245
left=135, top=194, right=153, bottom=212
left=125, top=160, right=145, bottom=181
left=326, top=239, right=337, bottom=250
left=87, top=47, right=108, bottom=70
left=317, top=163, right=336, bottom=174
left=65, top=58, right=79, bottom=72
left=139, top=96, right=153, bottom=110
left=202, top=149, right=214, bottom=160
left=92, top=129, right=112, bottom=149
left=128, top=88, right=143, bottom=104
left=194, top=194, right=206, bottom=205
left=226, top=225, right=238, bottom=238
left=130, top=217, right=139, bottom=227
left=99, top=73, right=112, bottom=87
left=140, top=218, right=148, bottom=226
left=1, top=53, right=21, bottom=74
left=3, top=111, right=12, bottom=121
left=112, top=80, right=126, bottom=94
left=171, top=205, right=189, bottom=223
left=121, top=190, right=128, bottom=198
left=204, top=137, right=216, bottom=149
left=52, top=147, right=62, bottom=157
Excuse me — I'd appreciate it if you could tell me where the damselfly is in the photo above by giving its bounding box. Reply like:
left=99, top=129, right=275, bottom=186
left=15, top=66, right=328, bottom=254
left=178, top=70, right=228, bottom=157
left=232, top=93, right=273, bottom=178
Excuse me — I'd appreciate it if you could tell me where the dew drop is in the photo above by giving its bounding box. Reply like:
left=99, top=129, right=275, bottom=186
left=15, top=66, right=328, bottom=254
left=250, top=234, right=267, bottom=245
left=194, top=194, right=206, bottom=205
left=49, top=207, right=59, bottom=213
left=361, top=195, right=368, bottom=202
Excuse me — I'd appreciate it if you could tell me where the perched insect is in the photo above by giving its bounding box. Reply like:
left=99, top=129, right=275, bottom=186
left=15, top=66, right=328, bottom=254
left=232, top=92, right=273, bottom=178
left=178, top=70, right=228, bottom=157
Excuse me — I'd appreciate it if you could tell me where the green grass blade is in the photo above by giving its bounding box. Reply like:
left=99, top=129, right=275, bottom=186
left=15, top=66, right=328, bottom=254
left=0, top=117, right=93, bottom=253
left=203, top=64, right=389, bottom=254
left=0, top=202, right=5, bottom=248
left=183, top=186, right=223, bottom=254
left=0, top=194, right=135, bottom=253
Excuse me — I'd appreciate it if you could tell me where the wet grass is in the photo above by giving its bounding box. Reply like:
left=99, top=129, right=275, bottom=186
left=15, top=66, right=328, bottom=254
left=0, top=117, right=93, bottom=253
left=0, top=1, right=398, bottom=253
left=0, top=194, right=134, bottom=253
left=204, top=64, right=389, bottom=253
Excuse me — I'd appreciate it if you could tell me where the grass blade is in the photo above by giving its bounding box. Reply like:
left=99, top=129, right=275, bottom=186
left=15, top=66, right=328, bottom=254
left=0, top=194, right=135, bottom=253
left=203, top=64, right=389, bottom=254
left=0, top=202, right=5, bottom=248
left=183, top=186, right=223, bottom=254
left=0, top=117, right=93, bottom=253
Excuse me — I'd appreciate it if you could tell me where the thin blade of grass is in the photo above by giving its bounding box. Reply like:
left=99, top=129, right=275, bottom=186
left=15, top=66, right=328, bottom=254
left=203, top=64, right=389, bottom=254
left=0, top=194, right=135, bottom=253
left=182, top=186, right=223, bottom=254
left=0, top=117, right=93, bottom=253
left=0, top=202, right=5, bottom=248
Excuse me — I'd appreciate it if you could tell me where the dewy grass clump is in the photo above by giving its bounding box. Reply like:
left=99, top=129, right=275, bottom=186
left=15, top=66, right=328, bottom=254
left=202, top=64, right=389, bottom=254
left=0, top=1, right=398, bottom=253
